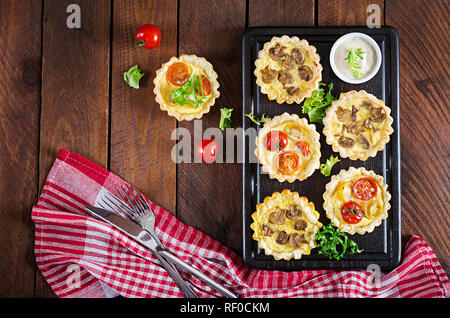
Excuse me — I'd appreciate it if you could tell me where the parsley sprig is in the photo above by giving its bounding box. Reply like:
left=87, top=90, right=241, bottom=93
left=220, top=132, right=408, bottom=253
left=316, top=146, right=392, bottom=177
left=245, top=113, right=271, bottom=125
left=219, top=108, right=233, bottom=130
left=302, top=82, right=337, bottom=124
left=319, top=155, right=340, bottom=177
left=345, top=48, right=365, bottom=79
left=316, top=224, right=363, bottom=260
left=171, top=73, right=205, bottom=107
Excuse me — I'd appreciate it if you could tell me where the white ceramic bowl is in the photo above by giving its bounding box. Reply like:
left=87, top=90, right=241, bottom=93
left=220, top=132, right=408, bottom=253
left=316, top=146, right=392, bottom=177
left=329, top=32, right=382, bottom=84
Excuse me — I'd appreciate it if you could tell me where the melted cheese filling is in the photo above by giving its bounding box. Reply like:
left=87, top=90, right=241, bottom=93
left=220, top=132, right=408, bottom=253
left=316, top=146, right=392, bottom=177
left=258, top=43, right=316, bottom=95
left=331, top=97, right=389, bottom=153
left=330, top=174, right=385, bottom=227
left=263, top=121, right=318, bottom=175
left=159, top=63, right=212, bottom=115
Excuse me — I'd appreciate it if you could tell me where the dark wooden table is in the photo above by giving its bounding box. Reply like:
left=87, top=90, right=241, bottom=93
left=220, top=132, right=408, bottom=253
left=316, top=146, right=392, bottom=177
left=0, top=0, right=448, bottom=297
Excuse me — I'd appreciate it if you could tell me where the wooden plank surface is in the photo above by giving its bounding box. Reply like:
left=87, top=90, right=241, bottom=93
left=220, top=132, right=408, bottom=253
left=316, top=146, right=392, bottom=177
left=110, top=0, right=177, bottom=214
left=249, top=0, right=315, bottom=27
left=0, top=0, right=42, bottom=297
left=385, top=0, right=450, bottom=276
left=318, top=0, right=385, bottom=26
left=38, top=0, right=111, bottom=297
left=177, top=0, right=246, bottom=254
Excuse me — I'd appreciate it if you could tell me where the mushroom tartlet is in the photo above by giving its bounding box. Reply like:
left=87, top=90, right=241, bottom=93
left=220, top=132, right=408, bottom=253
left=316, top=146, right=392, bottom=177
left=251, top=189, right=323, bottom=260
left=323, top=167, right=391, bottom=235
left=154, top=54, right=220, bottom=121
left=254, top=35, right=322, bottom=104
left=255, top=113, right=321, bottom=183
left=323, top=90, right=394, bottom=160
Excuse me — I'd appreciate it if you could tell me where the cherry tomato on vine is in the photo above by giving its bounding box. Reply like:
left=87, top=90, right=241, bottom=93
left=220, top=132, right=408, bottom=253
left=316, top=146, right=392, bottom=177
left=264, top=130, right=288, bottom=151
left=136, top=24, right=161, bottom=50
left=195, top=139, right=219, bottom=163
left=341, top=201, right=365, bottom=224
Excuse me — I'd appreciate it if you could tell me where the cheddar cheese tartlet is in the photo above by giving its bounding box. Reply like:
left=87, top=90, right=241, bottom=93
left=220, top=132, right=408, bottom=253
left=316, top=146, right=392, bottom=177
left=154, top=54, right=220, bottom=121
left=323, top=167, right=391, bottom=235
left=251, top=189, right=323, bottom=260
left=255, top=113, right=321, bottom=183
left=323, top=90, right=394, bottom=160
left=254, top=35, right=322, bottom=104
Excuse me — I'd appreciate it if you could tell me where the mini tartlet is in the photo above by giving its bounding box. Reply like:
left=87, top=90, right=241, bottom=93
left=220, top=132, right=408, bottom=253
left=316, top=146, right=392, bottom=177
left=254, top=35, right=322, bottom=104
left=251, top=189, right=323, bottom=260
left=323, top=167, right=391, bottom=235
left=153, top=54, right=220, bottom=121
left=255, top=113, right=321, bottom=183
left=323, top=90, right=394, bottom=160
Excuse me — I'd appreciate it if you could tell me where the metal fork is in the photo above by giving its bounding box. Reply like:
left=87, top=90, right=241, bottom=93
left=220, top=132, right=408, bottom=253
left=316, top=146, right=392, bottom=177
left=100, top=184, right=237, bottom=298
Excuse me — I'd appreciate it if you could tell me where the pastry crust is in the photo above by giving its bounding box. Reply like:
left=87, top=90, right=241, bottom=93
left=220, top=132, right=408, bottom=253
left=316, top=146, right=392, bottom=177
left=255, top=113, right=321, bottom=183
left=153, top=54, right=220, bottom=121
left=322, top=90, right=394, bottom=161
left=254, top=35, right=322, bottom=104
left=250, top=189, right=323, bottom=260
left=323, top=167, right=391, bottom=235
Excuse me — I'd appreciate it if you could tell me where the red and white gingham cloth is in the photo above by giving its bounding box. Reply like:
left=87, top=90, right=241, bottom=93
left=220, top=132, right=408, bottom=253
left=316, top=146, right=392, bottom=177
left=32, top=148, right=449, bottom=298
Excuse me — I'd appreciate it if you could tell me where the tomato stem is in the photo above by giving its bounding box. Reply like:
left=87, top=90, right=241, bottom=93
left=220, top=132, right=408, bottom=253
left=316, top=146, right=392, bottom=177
left=136, top=40, right=150, bottom=47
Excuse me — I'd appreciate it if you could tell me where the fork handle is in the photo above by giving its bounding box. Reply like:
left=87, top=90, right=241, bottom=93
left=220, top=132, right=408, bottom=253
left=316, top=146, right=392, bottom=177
left=157, top=248, right=238, bottom=298
left=150, top=250, right=199, bottom=298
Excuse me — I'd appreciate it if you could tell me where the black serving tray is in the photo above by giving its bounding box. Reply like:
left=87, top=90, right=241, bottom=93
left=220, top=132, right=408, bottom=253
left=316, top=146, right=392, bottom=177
left=242, top=26, right=401, bottom=271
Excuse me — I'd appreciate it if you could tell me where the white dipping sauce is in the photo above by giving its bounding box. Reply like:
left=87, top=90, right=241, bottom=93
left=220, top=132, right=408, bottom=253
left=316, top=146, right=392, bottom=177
left=334, top=37, right=376, bottom=80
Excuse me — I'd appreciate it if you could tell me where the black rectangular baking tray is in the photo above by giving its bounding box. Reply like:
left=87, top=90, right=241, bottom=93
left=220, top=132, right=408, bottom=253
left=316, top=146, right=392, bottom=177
left=242, top=26, right=401, bottom=271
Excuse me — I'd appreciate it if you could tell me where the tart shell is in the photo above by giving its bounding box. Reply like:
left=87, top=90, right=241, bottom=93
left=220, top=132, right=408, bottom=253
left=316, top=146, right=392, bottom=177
left=153, top=54, right=220, bottom=121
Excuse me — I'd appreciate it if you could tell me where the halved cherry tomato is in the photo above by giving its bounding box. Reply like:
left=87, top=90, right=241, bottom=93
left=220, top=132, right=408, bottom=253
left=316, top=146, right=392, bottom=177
left=352, top=177, right=378, bottom=201
left=135, top=24, right=161, bottom=50
left=195, top=75, right=211, bottom=96
left=167, top=62, right=190, bottom=86
left=295, top=141, right=310, bottom=157
left=341, top=201, right=365, bottom=224
left=195, top=138, right=219, bottom=163
left=265, top=130, right=288, bottom=151
left=276, top=151, right=300, bottom=175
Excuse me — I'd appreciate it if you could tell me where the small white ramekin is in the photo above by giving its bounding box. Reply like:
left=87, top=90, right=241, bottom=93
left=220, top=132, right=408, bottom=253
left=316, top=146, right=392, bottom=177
left=329, top=32, right=382, bottom=84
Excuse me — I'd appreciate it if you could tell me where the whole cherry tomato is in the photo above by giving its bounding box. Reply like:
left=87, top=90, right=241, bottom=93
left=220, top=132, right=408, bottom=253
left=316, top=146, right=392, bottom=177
left=352, top=177, right=378, bottom=201
left=341, top=201, right=365, bottom=224
left=195, top=139, right=219, bottom=163
left=136, top=24, right=161, bottom=50
left=264, top=130, right=288, bottom=151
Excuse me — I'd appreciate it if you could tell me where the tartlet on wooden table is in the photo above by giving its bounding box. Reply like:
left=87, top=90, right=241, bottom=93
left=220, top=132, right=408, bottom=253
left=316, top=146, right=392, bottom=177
left=323, top=90, right=394, bottom=161
left=251, top=189, right=323, bottom=260
left=255, top=112, right=321, bottom=183
left=254, top=35, right=322, bottom=104
left=153, top=54, right=220, bottom=121
left=323, top=167, right=391, bottom=235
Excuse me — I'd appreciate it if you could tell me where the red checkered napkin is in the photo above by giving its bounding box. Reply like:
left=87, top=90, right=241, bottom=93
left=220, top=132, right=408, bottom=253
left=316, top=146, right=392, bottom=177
left=32, top=148, right=449, bottom=298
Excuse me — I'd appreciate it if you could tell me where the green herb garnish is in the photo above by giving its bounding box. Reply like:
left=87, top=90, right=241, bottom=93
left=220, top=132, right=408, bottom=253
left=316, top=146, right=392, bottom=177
left=245, top=113, right=271, bottom=125
left=345, top=48, right=365, bottom=79
left=219, top=107, right=233, bottom=130
left=302, top=82, right=337, bottom=124
left=316, top=224, right=363, bottom=260
left=171, top=74, right=205, bottom=107
left=319, top=155, right=340, bottom=177
left=123, top=65, right=145, bottom=89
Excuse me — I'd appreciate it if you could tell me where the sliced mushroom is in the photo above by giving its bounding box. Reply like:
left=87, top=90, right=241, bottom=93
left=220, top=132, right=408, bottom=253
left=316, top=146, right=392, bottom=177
left=262, top=224, right=274, bottom=237
left=347, top=122, right=365, bottom=135
left=269, top=208, right=286, bottom=225
left=276, top=231, right=289, bottom=245
left=286, top=205, right=302, bottom=220
left=269, top=44, right=286, bottom=61
left=278, top=71, right=294, bottom=85
left=291, top=48, right=305, bottom=64
left=351, top=105, right=359, bottom=121
left=357, top=134, right=370, bottom=149
left=260, top=66, right=278, bottom=84
left=298, top=65, right=313, bottom=81
left=363, top=118, right=374, bottom=130
left=370, top=107, right=386, bottom=123
left=360, top=100, right=373, bottom=111
left=282, top=54, right=296, bottom=69
left=294, top=219, right=308, bottom=231
left=289, top=233, right=307, bottom=248
left=285, top=86, right=299, bottom=96
left=336, top=106, right=351, bottom=122
left=338, top=136, right=356, bottom=148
